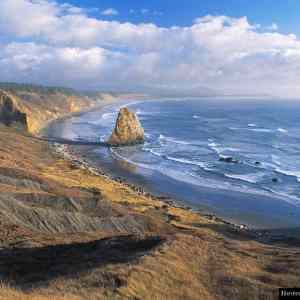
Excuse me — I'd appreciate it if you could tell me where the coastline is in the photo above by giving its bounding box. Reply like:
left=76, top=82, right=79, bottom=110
left=51, top=143, right=251, bottom=230
left=40, top=98, right=253, bottom=231
left=2, top=92, right=300, bottom=299
left=51, top=138, right=300, bottom=242
left=42, top=99, right=300, bottom=241
left=37, top=98, right=124, bottom=138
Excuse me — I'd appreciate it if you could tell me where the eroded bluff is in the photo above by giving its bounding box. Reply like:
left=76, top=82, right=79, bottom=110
left=0, top=90, right=27, bottom=130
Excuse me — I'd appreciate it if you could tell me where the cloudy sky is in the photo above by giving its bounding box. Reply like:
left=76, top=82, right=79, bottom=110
left=1, top=0, right=300, bottom=96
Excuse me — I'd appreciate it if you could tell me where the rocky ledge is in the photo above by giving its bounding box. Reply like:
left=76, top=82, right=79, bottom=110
left=108, top=107, right=145, bottom=146
left=0, top=90, right=27, bottom=130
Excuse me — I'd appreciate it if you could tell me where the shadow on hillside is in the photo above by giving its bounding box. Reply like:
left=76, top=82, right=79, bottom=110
left=0, top=234, right=164, bottom=289
left=193, top=222, right=300, bottom=247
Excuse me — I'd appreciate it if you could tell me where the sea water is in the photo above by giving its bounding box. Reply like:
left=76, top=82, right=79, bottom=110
left=50, top=98, right=300, bottom=229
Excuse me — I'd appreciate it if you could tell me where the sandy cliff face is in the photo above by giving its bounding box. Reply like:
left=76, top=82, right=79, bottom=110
left=16, top=92, right=97, bottom=134
left=0, top=88, right=100, bottom=134
left=0, top=85, right=299, bottom=300
left=108, top=107, right=145, bottom=146
left=0, top=85, right=149, bottom=135
left=0, top=90, right=28, bottom=130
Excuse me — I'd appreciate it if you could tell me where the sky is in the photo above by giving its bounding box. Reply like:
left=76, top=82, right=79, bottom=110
left=1, top=0, right=300, bottom=96
left=67, top=0, right=300, bottom=35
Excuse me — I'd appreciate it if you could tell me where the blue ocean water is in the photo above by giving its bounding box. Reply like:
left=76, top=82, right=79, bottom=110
left=54, top=98, right=300, bottom=228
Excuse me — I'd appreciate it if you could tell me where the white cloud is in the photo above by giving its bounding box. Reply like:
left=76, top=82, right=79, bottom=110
left=266, top=23, right=279, bottom=31
left=101, top=8, right=119, bottom=16
left=61, top=3, right=84, bottom=15
left=1, top=0, right=300, bottom=96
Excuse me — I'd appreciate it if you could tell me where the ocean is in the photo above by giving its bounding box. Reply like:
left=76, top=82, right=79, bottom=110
left=47, top=98, right=300, bottom=229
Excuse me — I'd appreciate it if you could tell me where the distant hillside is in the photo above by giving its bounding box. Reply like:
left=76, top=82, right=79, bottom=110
left=0, top=84, right=97, bottom=134
left=0, top=82, right=149, bottom=134
left=0, top=82, right=79, bottom=96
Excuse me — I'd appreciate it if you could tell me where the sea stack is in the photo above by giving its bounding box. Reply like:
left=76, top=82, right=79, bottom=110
left=107, top=107, right=145, bottom=146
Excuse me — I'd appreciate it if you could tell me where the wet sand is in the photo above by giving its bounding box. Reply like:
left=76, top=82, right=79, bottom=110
left=43, top=100, right=300, bottom=238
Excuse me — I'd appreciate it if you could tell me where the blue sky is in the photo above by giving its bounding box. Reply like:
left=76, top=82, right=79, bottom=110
left=1, top=0, right=300, bottom=96
left=58, top=0, right=299, bottom=35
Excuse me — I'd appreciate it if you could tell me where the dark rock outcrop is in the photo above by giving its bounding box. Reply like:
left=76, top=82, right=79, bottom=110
left=108, top=107, right=145, bottom=146
left=219, top=156, right=239, bottom=164
left=0, top=90, right=27, bottom=130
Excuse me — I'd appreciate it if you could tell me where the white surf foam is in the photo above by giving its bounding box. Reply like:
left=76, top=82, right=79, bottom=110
left=148, top=149, right=164, bottom=157
left=144, top=147, right=212, bottom=170
left=165, top=156, right=210, bottom=170
left=277, top=128, right=288, bottom=133
left=208, top=142, right=221, bottom=154
left=249, top=128, right=272, bottom=133
left=208, top=142, right=240, bottom=156
left=225, top=173, right=265, bottom=184
left=271, top=154, right=282, bottom=166
left=102, top=112, right=115, bottom=120
left=110, top=148, right=152, bottom=170
left=275, top=168, right=300, bottom=182
left=88, top=112, right=116, bottom=126
left=111, top=146, right=299, bottom=205
left=158, top=134, right=190, bottom=145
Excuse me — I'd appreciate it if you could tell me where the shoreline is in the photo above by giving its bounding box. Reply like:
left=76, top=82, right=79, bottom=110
left=43, top=99, right=300, bottom=241
left=54, top=142, right=300, bottom=243
left=3, top=86, right=300, bottom=299
left=37, top=98, right=124, bottom=138
left=49, top=142, right=278, bottom=241
left=41, top=98, right=246, bottom=229
left=52, top=142, right=300, bottom=242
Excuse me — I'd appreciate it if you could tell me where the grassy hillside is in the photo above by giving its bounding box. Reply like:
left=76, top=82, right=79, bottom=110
left=0, top=83, right=99, bottom=134
left=0, top=83, right=298, bottom=299
left=0, top=82, right=79, bottom=95
left=0, top=82, right=148, bottom=134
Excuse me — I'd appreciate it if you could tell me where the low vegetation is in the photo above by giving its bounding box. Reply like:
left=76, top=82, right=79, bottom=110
left=0, top=82, right=79, bottom=96
left=0, top=85, right=298, bottom=299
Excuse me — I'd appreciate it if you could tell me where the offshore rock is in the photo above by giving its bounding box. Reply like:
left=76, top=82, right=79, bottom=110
left=108, top=107, right=145, bottom=146
left=219, top=156, right=239, bottom=164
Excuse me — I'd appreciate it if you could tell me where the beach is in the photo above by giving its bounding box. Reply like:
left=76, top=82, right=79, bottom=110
left=3, top=2, right=300, bottom=297
left=42, top=98, right=300, bottom=239
left=1, top=89, right=300, bottom=299
left=43, top=98, right=300, bottom=231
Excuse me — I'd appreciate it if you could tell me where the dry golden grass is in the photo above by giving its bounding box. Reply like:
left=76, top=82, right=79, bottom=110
left=0, top=124, right=299, bottom=300
left=0, top=284, right=80, bottom=300
left=0, top=283, right=119, bottom=300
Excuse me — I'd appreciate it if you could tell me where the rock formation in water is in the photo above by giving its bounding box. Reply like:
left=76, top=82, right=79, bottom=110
left=0, top=90, right=27, bottom=130
left=108, top=107, right=145, bottom=146
left=219, top=156, right=239, bottom=164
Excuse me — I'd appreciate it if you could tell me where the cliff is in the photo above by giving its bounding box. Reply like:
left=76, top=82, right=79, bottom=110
left=5, top=88, right=98, bottom=134
left=108, top=107, right=145, bottom=146
left=0, top=83, right=298, bottom=300
left=0, top=119, right=297, bottom=300
left=0, top=84, right=145, bottom=134
left=0, top=90, right=28, bottom=130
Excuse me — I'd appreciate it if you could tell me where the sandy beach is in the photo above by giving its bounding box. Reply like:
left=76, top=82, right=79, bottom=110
left=1, top=87, right=300, bottom=300
left=43, top=99, right=300, bottom=241
left=3, top=1, right=300, bottom=297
